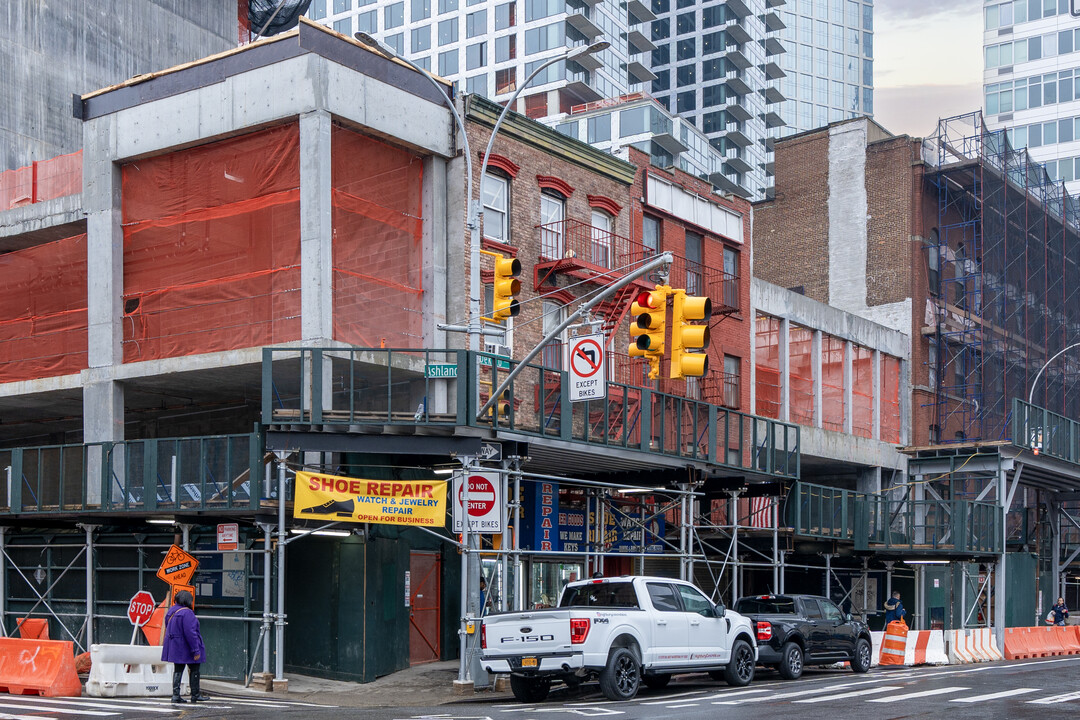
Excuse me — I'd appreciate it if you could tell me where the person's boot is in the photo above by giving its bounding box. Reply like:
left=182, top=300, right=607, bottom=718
left=171, top=665, right=187, bottom=704
left=190, top=665, right=210, bottom=702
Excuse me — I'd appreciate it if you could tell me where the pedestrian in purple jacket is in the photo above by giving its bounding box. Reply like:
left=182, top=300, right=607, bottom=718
left=161, top=590, right=210, bottom=704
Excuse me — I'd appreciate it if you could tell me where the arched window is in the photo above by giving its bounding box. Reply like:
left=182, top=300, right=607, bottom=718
left=540, top=300, right=566, bottom=369
left=540, top=192, right=566, bottom=258
left=590, top=209, right=613, bottom=268
left=482, top=171, right=510, bottom=243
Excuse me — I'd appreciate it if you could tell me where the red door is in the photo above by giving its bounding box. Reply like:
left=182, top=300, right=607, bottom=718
left=409, top=551, right=441, bottom=665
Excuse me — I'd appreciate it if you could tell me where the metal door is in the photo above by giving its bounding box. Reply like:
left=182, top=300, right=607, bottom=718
left=409, top=551, right=441, bottom=665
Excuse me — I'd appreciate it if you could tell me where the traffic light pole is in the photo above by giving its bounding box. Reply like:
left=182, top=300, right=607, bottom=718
left=476, top=252, right=673, bottom=421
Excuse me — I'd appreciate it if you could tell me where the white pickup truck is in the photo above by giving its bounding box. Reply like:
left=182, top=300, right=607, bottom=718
left=480, top=575, right=757, bottom=702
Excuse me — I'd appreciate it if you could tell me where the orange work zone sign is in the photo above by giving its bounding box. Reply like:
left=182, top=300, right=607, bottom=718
left=156, top=545, right=199, bottom=586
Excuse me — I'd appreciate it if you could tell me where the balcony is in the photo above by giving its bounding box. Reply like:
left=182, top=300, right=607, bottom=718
left=665, top=251, right=740, bottom=318
left=760, top=85, right=785, bottom=104
left=724, top=20, right=752, bottom=45
left=627, top=60, right=657, bottom=83
left=566, top=7, right=603, bottom=38
left=762, top=60, right=785, bottom=80
left=724, top=123, right=753, bottom=147
left=761, top=11, right=785, bottom=32
left=723, top=71, right=752, bottom=97
left=725, top=0, right=751, bottom=19
left=626, top=0, right=656, bottom=23
left=725, top=47, right=752, bottom=71
left=262, top=347, right=801, bottom=479
left=723, top=150, right=754, bottom=176
left=627, top=29, right=656, bottom=53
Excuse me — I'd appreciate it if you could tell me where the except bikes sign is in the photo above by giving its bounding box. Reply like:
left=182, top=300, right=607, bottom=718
left=294, top=471, right=447, bottom=527
left=568, top=334, right=606, bottom=402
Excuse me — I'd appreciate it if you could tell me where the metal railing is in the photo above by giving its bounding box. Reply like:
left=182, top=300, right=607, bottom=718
left=1, top=432, right=266, bottom=515
left=857, top=496, right=1001, bottom=554
left=1011, top=397, right=1080, bottom=466
left=537, top=219, right=635, bottom=269
left=785, top=482, right=871, bottom=541
left=262, top=347, right=800, bottom=479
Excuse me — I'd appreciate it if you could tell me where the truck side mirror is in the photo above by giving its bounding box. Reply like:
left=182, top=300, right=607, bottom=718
left=715, top=603, right=726, bottom=617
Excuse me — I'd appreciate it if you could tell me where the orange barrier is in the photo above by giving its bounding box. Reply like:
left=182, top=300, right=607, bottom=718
left=880, top=620, right=908, bottom=665
left=16, top=619, right=49, bottom=640
left=1003, top=626, right=1080, bottom=660
left=1004, top=627, right=1035, bottom=660
left=0, top=638, right=82, bottom=696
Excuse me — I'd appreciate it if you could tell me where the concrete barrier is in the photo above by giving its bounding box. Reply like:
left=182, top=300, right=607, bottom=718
left=947, top=628, right=1003, bottom=663
left=870, top=630, right=883, bottom=668
left=85, top=644, right=186, bottom=698
left=903, top=630, right=949, bottom=666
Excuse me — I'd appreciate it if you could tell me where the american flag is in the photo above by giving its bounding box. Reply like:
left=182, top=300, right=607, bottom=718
left=748, top=496, right=772, bottom=529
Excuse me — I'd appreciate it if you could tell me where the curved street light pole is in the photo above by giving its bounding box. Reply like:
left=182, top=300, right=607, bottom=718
left=1027, top=342, right=1080, bottom=405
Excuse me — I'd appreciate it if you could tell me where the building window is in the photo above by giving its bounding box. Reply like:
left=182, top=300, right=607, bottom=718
left=438, top=0, right=458, bottom=13
left=466, top=41, right=487, bottom=69
left=927, top=229, right=940, bottom=295
left=588, top=114, right=611, bottom=143
left=385, top=32, right=404, bottom=54
left=643, top=215, right=660, bottom=256
left=384, top=1, right=404, bottom=28
left=540, top=192, right=566, bottom=257
left=677, top=64, right=696, bottom=87
left=722, top=246, right=738, bottom=309
left=467, top=74, right=488, bottom=94
left=438, top=17, right=458, bottom=45
left=466, top=9, right=486, bottom=37
left=524, top=92, right=547, bottom=118
left=333, top=17, right=352, bottom=35
left=590, top=209, right=613, bottom=268
left=677, top=90, right=696, bottom=113
left=685, top=231, right=703, bottom=295
left=411, top=25, right=431, bottom=52
left=541, top=300, right=566, bottom=369
left=438, top=49, right=458, bottom=76
left=496, top=34, right=516, bottom=62
left=495, top=1, right=516, bottom=29
left=495, top=66, right=516, bottom=94
left=723, top=355, right=740, bottom=409
left=411, top=0, right=430, bottom=21
left=482, top=172, right=509, bottom=243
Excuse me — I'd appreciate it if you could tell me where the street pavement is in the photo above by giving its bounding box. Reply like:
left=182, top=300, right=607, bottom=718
left=2, top=657, right=1079, bottom=718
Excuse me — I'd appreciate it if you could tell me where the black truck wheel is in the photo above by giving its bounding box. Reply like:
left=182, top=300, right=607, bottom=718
left=599, top=647, right=641, bottom=700
left=851, top=637, right=873, bottom=673
left=723, top=639, right=756, bottom=686
left=510, top=675, right=550, bottom=703
left=778, top=641, right=804, bottom=680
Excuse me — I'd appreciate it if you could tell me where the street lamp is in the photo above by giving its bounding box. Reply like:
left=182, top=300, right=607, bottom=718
left=356, top=32, right=608, bottom=351
left=1027, top=342, right=1080, bottom=405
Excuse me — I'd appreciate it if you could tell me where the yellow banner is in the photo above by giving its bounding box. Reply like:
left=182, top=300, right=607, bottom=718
left=294, top=471, right=447, bottom=527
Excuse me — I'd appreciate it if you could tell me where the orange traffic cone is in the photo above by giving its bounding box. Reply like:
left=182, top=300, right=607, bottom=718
left=880, top=619, right=908, bottom=665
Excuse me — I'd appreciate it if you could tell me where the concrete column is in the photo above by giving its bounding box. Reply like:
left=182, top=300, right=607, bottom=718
left=843, top=341, right=853, bottom=434
left=872, top=349, right=881, bottom=440
left=779, top=317, right=790, bottom=422
left=299, top=110, right=334, bottom=344
left=812, top=330, right=822, bottom=428
left=995, top=466, right=1008, bottom=647
left=423, top=155, right=450, bottom=414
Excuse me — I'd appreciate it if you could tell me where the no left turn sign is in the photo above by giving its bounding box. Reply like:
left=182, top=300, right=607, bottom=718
left=569, top=334, right=606, bottom=402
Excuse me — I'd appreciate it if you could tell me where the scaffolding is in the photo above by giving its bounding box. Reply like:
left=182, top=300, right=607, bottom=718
left=925, top=111, right=1080, bottom=443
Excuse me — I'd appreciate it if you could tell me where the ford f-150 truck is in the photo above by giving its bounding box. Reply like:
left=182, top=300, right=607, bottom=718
left=480, top=576, right=757, bottom=702
left=732, top=594, right=874, bottom=679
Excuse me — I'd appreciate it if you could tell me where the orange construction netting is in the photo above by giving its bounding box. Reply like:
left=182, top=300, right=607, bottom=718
left=0, top=234, right=88, bottom=383
left=851, top=344, right=874, bottom=438
left=754, top=315, right=780, bottom=419
left=0, top=151, right=82, bottom=210
left=881, top=354, right=901, bottom=443
left=789, top=324, right=814, bottom=425
left=821, top=334, right=845, bottom=432
left=121, top=124, right=301, bottom=361
left=331, top=125, right=424, bottom=348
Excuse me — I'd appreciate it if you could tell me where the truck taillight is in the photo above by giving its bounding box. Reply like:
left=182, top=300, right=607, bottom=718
left=481, top=622, right=486, bottom=649
left=570, top=618, right=591, bottom=644
left=756, top=621, right=772, bottom=642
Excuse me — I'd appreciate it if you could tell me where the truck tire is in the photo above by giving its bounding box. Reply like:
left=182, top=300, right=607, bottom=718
left=510, top=675, right=550, bottom=703
left=778, top=641, right=804, bottom=680
left=599, top=647, right=641, bottom=700
left=643, top=673, right=671, bottom=690
left=851, top=638, right=873, bottom=673
left=723, top=639, right=755, bottom=687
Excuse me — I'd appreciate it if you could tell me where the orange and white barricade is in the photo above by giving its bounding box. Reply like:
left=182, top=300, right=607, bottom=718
left=880, top=620, right=908, bottom=665
left=903, top=630, right=949, bottom=665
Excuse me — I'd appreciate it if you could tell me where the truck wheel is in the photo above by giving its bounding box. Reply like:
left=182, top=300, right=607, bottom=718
left=851, top=638, right=873, bottom=673
left=723, top=639, right=755, bottom=687
left=510, top=675, right=550, bottom=703
left=599, top=647, right=641, bottom=700
left=643, top=673, right=671, bottom=690
left=778, top=641, right=804, bottom=680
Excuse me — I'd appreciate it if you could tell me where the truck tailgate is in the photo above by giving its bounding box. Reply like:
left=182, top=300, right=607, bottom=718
left=483, top=610, right=574, bottom=657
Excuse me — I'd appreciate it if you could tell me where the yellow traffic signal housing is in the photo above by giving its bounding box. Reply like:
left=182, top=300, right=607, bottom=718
left=492, top=255, right=522, bottom=321
left=671, top=290, right=712, bottom=379
left=628, top=286, right=669, bottom=379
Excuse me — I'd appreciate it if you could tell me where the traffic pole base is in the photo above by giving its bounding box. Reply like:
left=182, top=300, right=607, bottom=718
left=452, top=680, right=474, bottom=695
left=272, top=678, right=289, bottom=694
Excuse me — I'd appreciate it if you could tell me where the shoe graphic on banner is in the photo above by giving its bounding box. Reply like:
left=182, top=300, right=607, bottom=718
left=300, top=498, right=355, bottom=517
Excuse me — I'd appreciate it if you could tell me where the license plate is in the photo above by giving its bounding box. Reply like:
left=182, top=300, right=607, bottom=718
left=521, top=657, right=537, bottom=668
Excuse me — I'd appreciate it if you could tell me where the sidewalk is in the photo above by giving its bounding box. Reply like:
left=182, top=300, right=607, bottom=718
left=202, top=661, right=514, bottom=708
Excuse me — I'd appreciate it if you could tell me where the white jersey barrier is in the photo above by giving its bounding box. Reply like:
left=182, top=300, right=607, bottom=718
left=870, top=631, right=884, bottom=668
left=946, top=628, right=1002, bottom=664
left=904, top=629, right=949, bottom=665
left=86, top=644, right=188, bottom=697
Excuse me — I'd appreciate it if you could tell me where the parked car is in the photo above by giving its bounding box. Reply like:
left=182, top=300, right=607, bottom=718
left=732, top=594, right=874, bottom=679
left=481, top=576, right=758, bottom=702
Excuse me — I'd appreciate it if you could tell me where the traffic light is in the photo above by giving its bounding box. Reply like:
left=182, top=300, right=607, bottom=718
left=492, top=255, right=522, bottom=322
left=629, top=286, right=669, bottom=379
left=670, top=290, right=712, bottom=379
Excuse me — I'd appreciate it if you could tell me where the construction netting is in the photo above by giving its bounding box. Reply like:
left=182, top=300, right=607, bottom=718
left=821, top=334, right=845, bottom=432
left=0, top=151, right=82, bottom=211
left=331, top=125, right=424, bottom=348
left=754, top=315, right=780, bottom=419
left=851, top=344, right=873, bottom=439
left=121, top=124, right=302, bottom=361
left=0, top=234, right=88, bottom=382
left=881, top=355, right=901, bottom=443
left=789, top=324, right=814, bottom=425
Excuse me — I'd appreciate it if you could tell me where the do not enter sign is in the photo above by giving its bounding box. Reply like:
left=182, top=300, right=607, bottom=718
left=452, top=471, right=504, bottom=533
left=128, top=590, right=155, bottom=627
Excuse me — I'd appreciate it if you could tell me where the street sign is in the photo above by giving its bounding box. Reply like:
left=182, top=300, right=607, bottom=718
left=425, top=363, right=458, bottom=378
left=452, top=471, right=504, bottom=533
left=156, top=544, right=199, bottom=587
left=478, top=442, right=502, bottom=461
left=216, top=523, right=239, bottom=551
left=569, top=333, right=606, bottom=402
left=127, top=590, right=155, bottom=627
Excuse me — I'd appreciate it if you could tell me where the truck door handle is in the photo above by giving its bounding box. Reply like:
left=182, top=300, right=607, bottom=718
left=690, top=621, right=701, bottom=627
left=657, top=620, right=667, bottom=626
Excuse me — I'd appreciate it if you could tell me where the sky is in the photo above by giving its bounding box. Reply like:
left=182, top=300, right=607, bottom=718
left=873, top=0, right=983, bottom=137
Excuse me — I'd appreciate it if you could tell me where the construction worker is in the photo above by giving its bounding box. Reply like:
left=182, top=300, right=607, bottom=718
left=883, top=590, right=906, bottom=624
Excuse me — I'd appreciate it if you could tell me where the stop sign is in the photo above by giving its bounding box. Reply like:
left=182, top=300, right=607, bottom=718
left=458, top=474, right=496, bottom=516
left=127, top=590, right=155, bottom=627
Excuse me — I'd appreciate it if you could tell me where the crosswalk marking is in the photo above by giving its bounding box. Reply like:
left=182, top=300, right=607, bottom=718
left=640, top=690, right=706, bottom=703
left=951, top=688, right=1039, bottom=703
left=713, top=681, right=880, bottom=705
left=0, top=697, right=178, bottom=714
left=1028, top=690, right=1080, bottom=704
left=792, top=685, right=902, bottom=704
left=664, top=703, right=699, bottom=708
left=866, top=686, right=969, bottom=702
left=0, top=714, right=56, bottom=720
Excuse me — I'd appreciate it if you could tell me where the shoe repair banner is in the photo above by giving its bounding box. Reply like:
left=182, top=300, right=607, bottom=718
left=294, top=471, right=447, bottom=527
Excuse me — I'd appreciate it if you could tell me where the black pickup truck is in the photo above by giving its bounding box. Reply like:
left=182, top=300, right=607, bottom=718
left=732, top=594, right=873, bottom=680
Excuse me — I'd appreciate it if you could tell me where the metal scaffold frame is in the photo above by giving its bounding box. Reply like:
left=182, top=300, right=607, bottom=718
left=924, top=111, right=1080, bottom=444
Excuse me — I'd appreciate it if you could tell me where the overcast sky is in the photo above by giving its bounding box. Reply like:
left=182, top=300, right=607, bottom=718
left=873, top=0, right=983, bottom=137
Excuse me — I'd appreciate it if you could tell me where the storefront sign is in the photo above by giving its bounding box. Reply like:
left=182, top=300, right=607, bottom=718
left=294, top=471, right=447, bottom=527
